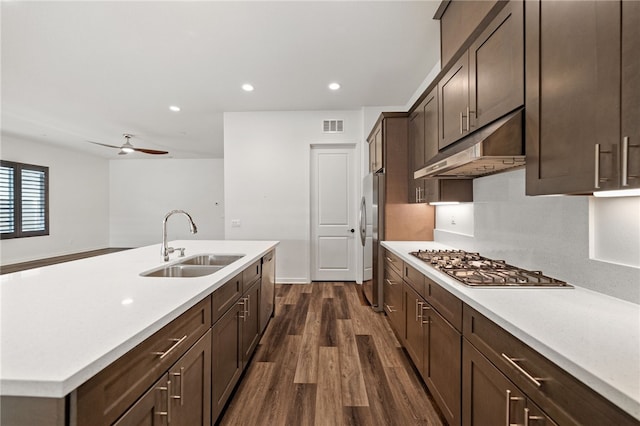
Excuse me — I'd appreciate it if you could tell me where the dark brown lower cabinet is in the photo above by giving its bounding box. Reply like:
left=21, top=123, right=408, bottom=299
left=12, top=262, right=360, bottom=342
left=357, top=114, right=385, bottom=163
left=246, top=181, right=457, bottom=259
left=115, top=330, right=212, bottom=426
left=241, top=279, right=261, bottom=364
left=212, top=277, right=262, bottom=423
left=404, top=284, right=425, bottom=370
left=424, top=306, right=461, bottom=426
left=113, top=373, right=169, bottom=426
left=170, top=330, right=212, bottom=426
left=212, top=301, right=243, bottom=422
left=462, top=339, right=555, bottom=426
left=383, top=266, right=405, bottom=341
left=403, top=282, right=461, bottom=426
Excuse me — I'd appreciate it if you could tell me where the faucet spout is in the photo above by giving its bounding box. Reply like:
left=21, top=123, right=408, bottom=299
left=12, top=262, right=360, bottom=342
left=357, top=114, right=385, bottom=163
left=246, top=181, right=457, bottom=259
left=162, top=210, right=198, bottom=261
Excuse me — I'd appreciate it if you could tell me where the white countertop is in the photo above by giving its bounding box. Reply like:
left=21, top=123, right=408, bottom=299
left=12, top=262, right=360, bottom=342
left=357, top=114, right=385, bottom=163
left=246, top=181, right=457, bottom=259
left=0, top=240, right=278, bottom=398
left=382, top=241, right=640, bottom=420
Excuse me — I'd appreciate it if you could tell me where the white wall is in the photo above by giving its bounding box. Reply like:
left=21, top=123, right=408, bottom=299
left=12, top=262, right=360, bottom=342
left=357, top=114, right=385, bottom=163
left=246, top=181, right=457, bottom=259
left=109, top=159, right=224, bottom=248
left=0, top=135, right=110, bottom=264
left=434, top=169, right=640, bottom=304
left=224, top=110, right=363, bottom=283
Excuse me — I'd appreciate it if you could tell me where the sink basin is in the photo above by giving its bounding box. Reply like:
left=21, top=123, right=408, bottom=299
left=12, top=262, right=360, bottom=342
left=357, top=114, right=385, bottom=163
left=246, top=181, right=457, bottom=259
left=140, top=264, right=224, bottom=278
left=178, top=254, right=244, bottom=266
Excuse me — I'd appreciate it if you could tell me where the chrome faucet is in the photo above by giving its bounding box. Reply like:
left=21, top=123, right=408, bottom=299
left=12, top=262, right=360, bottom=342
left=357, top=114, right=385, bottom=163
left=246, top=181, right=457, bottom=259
left=162, top=210, right=198, bottom=261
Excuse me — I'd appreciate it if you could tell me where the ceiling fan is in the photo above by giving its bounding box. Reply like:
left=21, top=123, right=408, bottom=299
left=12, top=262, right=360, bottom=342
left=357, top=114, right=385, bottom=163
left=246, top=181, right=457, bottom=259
left=88, top=134, right=168, bottom=155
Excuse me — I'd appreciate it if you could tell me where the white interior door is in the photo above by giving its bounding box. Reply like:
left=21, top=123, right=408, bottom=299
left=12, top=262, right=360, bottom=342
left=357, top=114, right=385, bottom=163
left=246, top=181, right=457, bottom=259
left=311, top=145, right=357, bottom=281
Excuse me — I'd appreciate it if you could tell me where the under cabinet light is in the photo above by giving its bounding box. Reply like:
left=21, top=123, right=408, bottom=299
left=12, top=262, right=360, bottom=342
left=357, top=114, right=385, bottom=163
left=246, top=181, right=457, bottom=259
left=429, top=201, right=461, bottom=206
left=593, top=189, right=640, bottom=198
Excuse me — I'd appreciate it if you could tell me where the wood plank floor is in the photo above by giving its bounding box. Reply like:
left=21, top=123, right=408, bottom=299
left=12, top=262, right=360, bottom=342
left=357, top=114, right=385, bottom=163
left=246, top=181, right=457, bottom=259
left=218, top=282, right=445, bottom=425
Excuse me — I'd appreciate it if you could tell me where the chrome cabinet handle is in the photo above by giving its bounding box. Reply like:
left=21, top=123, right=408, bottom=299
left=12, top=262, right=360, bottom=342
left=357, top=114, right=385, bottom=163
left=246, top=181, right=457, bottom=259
left=505, top=389, right=524, bottom=426
left=625, top=137, right=640, bottom=184
left=152, top=335, right=188, bottom=360
left=155, top=384, right=169, bottom=421
left=595, top=144, right=602, bottom=189
left=385, top=256, right=395, bottom=263
left=384, top=303, right=396, bottom=314
left=466, top=106, right=471, bottom=132
left=524, top=408, right=546, bottom=426
left=385, top=279, right=397, bottom=286
left=421, top=304, right=431, bottom=325
left=170, top=367, right=184, bottom=406
left=238, top=298, right=246, bottom=320
left=501, top=353, right=543, bottom=387
left=460, top=112, right=464, bottom=134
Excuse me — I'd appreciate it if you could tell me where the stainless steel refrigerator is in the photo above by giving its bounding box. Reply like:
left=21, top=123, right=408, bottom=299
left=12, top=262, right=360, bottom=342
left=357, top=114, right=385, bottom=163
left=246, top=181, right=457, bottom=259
left=360, top=171, right=384, bottom=311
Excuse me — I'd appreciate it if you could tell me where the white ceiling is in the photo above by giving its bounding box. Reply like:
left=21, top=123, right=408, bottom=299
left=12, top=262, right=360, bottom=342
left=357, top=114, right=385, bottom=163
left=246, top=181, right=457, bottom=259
left=1, top=1, right=441, bottom=159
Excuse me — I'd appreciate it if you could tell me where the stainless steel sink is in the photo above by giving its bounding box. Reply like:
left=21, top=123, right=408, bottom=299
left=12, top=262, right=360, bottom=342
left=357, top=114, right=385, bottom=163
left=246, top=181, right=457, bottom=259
left=140, top=253, right=245, bottom=278
left=178, top=254, right=244, bottom=266
left=140, top=264, right=224, bottom=278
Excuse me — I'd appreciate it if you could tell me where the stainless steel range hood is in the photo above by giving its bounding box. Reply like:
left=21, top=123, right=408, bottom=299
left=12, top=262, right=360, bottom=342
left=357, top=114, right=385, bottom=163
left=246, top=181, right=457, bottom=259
left=414, top=109, right=525, bottom=179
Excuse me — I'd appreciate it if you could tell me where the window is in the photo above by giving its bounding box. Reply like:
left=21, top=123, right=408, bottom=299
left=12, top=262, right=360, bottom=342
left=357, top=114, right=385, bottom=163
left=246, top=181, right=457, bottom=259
left=0, top=160, right=49, bottom=239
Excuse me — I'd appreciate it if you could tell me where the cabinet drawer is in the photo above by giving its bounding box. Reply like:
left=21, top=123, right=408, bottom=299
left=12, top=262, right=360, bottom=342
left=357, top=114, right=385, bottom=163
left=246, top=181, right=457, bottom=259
left=212, top=272, right=242, bottom=324
left=463, top=305, right=636, bottom=426
left=403, top=263, right=425, bottom=296
left=242, top=259, right=261, bottom=293
left=383, top=267, right=405, bottom=338
left=425, top=276, right=462, bottom=332
left=384, top=250, right=402, bottom=276
left=76, top=297, right=212, bottom=426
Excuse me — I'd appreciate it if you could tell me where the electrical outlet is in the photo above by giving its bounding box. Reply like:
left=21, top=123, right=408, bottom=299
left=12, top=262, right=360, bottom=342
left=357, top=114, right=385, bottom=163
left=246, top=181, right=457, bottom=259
left=451, top=216, right=456, bottom=225
left=231, top=219, right=241, bottom=228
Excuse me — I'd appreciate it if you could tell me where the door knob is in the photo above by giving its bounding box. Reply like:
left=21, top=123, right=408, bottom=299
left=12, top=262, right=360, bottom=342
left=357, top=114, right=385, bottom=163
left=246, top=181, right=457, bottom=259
left=350, top=229, right=355, bottom=233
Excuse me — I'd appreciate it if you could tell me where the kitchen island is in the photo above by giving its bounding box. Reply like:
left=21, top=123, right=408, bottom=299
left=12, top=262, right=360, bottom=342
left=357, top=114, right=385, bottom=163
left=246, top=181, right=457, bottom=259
left=0, top=240, right=278, bottom=425
left=382, top=240, right=640, bottom=423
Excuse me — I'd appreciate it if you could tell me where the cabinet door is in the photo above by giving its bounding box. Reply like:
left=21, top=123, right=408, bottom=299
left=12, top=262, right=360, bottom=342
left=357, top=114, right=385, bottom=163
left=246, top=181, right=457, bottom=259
left=241, top=280, right=261, bottom=365
left=212, top=303, right=243, bottom=422
left=439, top=52, right=469, bottom=150
left=113, top=373, right=169, bottom=426
left=423, top=87, right=439, bottom=164
left=383, top=267, right=405, bottom=341
left=525, top=0, right=621, bottom=195
left=621, top=0, right=640, bottom=189
left=463, top=339, right=526, bottom=426
left=408, top=104, right=425, bottom=203
left=375, top=124, right=383, bottom=171
left=403, top=284, right=425, bottom=374
left=368, top=139, right=376, bottom=173
left=469, top=0, right=524, bottom=131
left=425, top=308, right=461, bottom=426
left=170, top=330, right=212, bottom=426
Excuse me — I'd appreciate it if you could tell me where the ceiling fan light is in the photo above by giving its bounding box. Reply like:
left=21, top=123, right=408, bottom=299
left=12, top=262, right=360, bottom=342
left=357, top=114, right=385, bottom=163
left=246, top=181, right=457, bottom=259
left=120, top=141, right=135, bottom=153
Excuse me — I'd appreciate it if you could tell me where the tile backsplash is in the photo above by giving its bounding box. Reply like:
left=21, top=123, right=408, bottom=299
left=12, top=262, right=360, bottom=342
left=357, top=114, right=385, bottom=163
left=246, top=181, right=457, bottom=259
left=434, top=168, right=640, bottom=304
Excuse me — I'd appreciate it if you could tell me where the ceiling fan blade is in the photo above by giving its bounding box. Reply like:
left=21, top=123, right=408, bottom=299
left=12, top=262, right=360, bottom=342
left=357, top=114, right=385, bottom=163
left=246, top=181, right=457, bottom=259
left=133, top=147, right=169, bottom=155
left=88, top=140, right=121, bottom=149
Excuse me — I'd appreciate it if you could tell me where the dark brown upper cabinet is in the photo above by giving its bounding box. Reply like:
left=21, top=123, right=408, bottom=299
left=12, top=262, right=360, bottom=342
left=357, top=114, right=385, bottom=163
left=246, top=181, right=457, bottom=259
left=438, top=53, right=470, bottom=150
left=369, top=122, right=383, bottom=173
left=621, top=1, right=640, bottom=190
left=525, top=0, right=639, bottom=195
left=438, top=0, right=523, bottom=151
left=469, top=0, right=524, bottom=131
left=436, top=0, right=498, bottom=66
left=409, top=87, right=473, bottom=204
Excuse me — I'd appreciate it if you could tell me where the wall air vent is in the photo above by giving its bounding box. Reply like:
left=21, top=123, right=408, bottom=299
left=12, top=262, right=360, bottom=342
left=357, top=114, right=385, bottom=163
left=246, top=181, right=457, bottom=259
left=323, top=119, right=344, bottom=133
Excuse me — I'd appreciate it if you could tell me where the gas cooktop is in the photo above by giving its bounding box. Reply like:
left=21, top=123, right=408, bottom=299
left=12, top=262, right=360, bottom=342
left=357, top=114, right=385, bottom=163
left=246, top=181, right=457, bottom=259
left=410, top=249, right=572, bottom=288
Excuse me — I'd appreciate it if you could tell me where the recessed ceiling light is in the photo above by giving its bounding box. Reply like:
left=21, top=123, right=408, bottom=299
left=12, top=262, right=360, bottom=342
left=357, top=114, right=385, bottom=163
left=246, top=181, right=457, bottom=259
left=242, top=84, right=254, bottom=92
left=169, top=105, right=181, bottom=112
left=328, top=82, right=341, bottom=91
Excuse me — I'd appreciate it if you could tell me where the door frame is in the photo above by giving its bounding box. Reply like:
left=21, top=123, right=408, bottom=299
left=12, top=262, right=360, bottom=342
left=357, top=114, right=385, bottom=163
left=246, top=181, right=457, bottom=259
left=309, top=143, right=359, bottom=282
